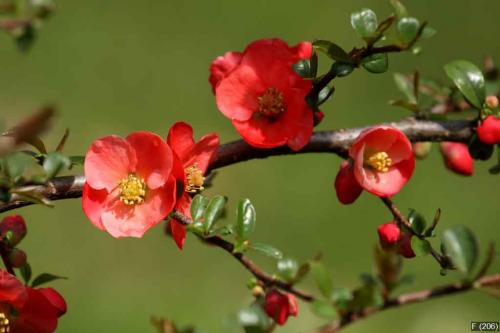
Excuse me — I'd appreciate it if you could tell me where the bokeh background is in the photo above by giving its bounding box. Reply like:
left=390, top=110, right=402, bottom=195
left=1, top=0, right=500, bottom=332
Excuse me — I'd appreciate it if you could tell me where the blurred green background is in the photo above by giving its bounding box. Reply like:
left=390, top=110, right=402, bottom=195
left=1, top=0, right=499, bottom=332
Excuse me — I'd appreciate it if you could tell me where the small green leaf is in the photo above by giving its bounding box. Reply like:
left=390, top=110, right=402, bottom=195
left=203, top=195, right=226, bottom=233
left=330, top=287, right=353, bottom=311
left=421, top=26, right=437, bottom=39
left=43, top=152, right=71, bottom=180
left=69, top=155, right=85, bottom=166
left=393, top=73, right=416, bottom=103
left=20, top=263, right=32, bottom=285
left=330, top=62, right=354, bottom=77
left=390, top=0, right=408, bottom=18
left=441, top=225, right=479, bottom=274
left=351, top=8, right=378, bottom=39
left=31, top=273, right=67, bottom=288
left=411, top=237, right=432, bottom=257
left=250, top=243, right=283, bottom=259
left=311, top=299, right=338, bottom=319
left=3, top=152, right=35, bottom=182
left=389, top=100, right=419, bottom=112
left=311, top=261, right=333, bottom=298
left=312, top=40, right=351, bottom=63
left=236, top=198, right=256, bottom=241
left=315, top=83, right=335, bottom=107
left=293, top=59, right=313, bottom=79
left=407, top=209, right=427, bottom=235
left=396, top=17, right=420, bottom=44
left=238, top=303, right=271, bottom=332
left=277, top=258, right=299, bottom=282
left=362, top=53, right=388, bottom=73
left=190, top=194, right=209, bottom=222
left=444, top=60, right=486, bottom=109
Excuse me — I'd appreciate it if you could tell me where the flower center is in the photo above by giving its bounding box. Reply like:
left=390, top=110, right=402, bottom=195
left=0, top=312, right=10, bottom=333
left=257, top=87, right=285, bottom=117
left=118, top=174, right=146, bottom=206
left=185, top=164, right=205, bottom=193
left=366, top=151, right=392, bottom=172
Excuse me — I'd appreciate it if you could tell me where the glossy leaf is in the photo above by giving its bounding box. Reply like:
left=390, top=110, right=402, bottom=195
left=393, top=73, right=416, bottom=103
left=411, top=237, right=432, bottom=257
left=390, top=0, right=408, bottom=18
left=190, top=194, right=209, bottom=222
left=311, top=299, right=338, bottom=319
left=20, top=263, right=32, bottom=285
left=331, top=287, right=353, bottom=311
left=441, top=225, right=479, bottom=274
left=31, top=273, right=67, bottom=288
left=203, top=195, right=226, bottom=233
left=351, top=8, right=378, bottom=39
left=238, top=303, right=271, bottom=332
left=311, top=261, right=333, bottom=298
left=43, top=152, right=71, bottom=180
left=407, top=209, right=427, bottom=235
left=396, top=17, right=420, bottom=44
left=3, top=152, right=35, bottom=182
left=277, top=258, right=299, bottom=282
left=312, top=40, right=351, bottom=63
left=421, top=26, right=437, bottom=39
left=236, top=198, right=256, bottom=240
left=69, top=155, right=85, bottom=166
left=293, top=60, right=313, bottom=79
left=250, top=243, right=283, bottom=259
left=362, top=53, right=388, bottom=73
left=444, top=60, right=486, bottom=109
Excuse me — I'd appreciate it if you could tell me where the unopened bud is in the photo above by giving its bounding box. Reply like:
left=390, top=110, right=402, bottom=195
left=398, top=234, right=415, bottom=258
left=412, top=142, right=432, bottom=159
left=377, top=222, right=401, bottom=250
left=477, top=116, right=500, bottom=145
left=0, top=215, right=27, bottom=246
left=486, top=95, right=499, bottom=109
left=8, top=248, right=27, bottom=268
left=251, top=285, right=264, bottom=298
left=440, top=142, right=474, bottom=176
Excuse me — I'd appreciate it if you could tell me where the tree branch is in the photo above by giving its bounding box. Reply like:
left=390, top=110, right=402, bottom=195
left=0, top=118, right=474, bottom=213
left=312, top=274, right=500, bottom=333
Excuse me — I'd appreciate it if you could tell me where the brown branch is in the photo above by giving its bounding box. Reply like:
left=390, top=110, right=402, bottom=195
left=170, top=212, right=314, bottom=302
left=313, top=274, right=500, bottom=333
left=0, top=118, right=474, bottom=213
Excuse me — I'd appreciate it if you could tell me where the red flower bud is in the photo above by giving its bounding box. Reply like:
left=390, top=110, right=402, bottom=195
left=398, top=234, right=415, bottom=258
left=264, top=289, right=298, bottom=325
left=477, top=116, right=500, bottom=145
left=377, top=222, right=401, bottom=250
left=313, top=111, right=325, bottom=126
left=486, top=95, right=499, bottom=109
left=8, top=248, right=27, bottom=268
left=440, top=142, right=474, bottom=176
left=334, top=161, right=363, bottom=205
left=0, top=215, right=27, bottom=246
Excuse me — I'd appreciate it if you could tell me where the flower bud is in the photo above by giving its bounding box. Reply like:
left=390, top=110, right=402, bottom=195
left=264, top=289, right=298, bottom=326
left=313, top=111, right=325, bottom=126
left=377, top=223, right=401, bottom=250
left=398, top=234, right=415, bottom=258
left=486, top=95, right=499, bottom=109
left=251, top=285, right=264, bottom=298
left=0, top=215, right=27, bottom=246
left=477, top=116, right=500, bottom=145
left=334, top=161, right=363, bottom=205
left=8, top=248, right=27, bottom=268
left=412, top=142, right=432, bottom=159
left=440, top=142, right=474, bottom=176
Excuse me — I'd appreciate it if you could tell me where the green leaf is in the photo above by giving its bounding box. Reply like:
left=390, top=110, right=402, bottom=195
left=20, top=263, right=32, bottom=285
left=190, top=194, right=209, bottom=222
left=312, top=40, right=351, bottom=63
left=421, top=26, right=437, bottom=39
left=351, top=8, right=378, bottom=39
left=444, top=60, right=486, bottom=109
left=411, top=237, right=432, bottom=257
left=250, top=243, right=283, bottom=259
left=3, top=152, right=35, bottom=182
left=389, top=100, right=419, bottom=112
left=441, top=225, right=479, bottom=274
left=31, top=273, right=67, bottom=288
left=407, top=209, right=427, bottom=235
left=236, top=198, right=256, bottom=241
left=362, top=53, right=388, bottom=73
left=311, top=299, right=338, bottom=319
left=203, top=195, right=226, bottom=233
left=311, top=261, right=333, bottom=298
left=393, top=73, right=416, bottom=103
left=390, top=0, right=408, bottom=18
left=293, top=59, right=313, bottom=79
left=396, top=17, right=420, bottom=44
left=277, top=258, right=299, bottom=282
left=331, top=287, right=353, bottom=311
left=315, top=83, right=335, bottom=107
left=43, top=152, right=71, bottom=180
left=330, top=62, right=354, bottom=77
left=69, top=155, right=85, bottom=166
left=238, top=303, right=271, bottom=332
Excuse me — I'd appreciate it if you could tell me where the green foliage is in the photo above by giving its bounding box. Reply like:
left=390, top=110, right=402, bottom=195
left=396, top=17, right=420, bottom=44
left=411, top=237, right=432, bottom=257
left=441, top=225, right=479, bottom=274
left=276, top=258, right=299, bottom=282
left=31, top=273, right=67, bottom=288
left=362, top=53, right=389, bottom=73
left=351, top=8, right=378, bottom=39
left=190, top=194, right=209, bottom=222
left=20, top=263, right=32, bottom=285
left=444, top=60, right=486, bottom=109
left=238, top=303, right=271, bottom=333
left=407, top=209, right=427, bottom=235
left=390, top=0, right=408, bottom=18
left=236, top=198, right=256, bottom=241
left=311, top=299, right=338, bottom=319
left=43, top=152, right=71, bottom=181
left=249, top=243, right=283, bottom=259
left=203, top=195, right=226, bottom=233
left=310, top=261, right=333, bottom=298
left=313, top=40, right=351, bottom=63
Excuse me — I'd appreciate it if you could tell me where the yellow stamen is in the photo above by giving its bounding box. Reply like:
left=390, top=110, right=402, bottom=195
left=0, top=313, right=10, bottom=333
left=118, top=174, right=146, bottom=205
left=257, top=87, right=285, bottom=116
left=185, top=164, right=205, bottom=193
left=366, top=151, right=392, bottom=172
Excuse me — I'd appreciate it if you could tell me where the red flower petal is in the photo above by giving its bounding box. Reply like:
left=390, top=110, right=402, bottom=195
left=126, top=131, right=173, bottom=190
left=334, top=160, right=363, bottom=204
left=170, top=193, right=191, bottom=250
left=209, top=51, right=242, bottom=93
left=167, top=122, right=196, bottom=162
left=283, top=88, right=313, bottom=151
left=11, top=288, right=61, bottom=333
left=82, top=183, right=108, bottom=230
left=38, top=288, right=67, bottom=317
left=477, top=116, right=500, bottom=145
left=0, top=270, right=28, bottom=309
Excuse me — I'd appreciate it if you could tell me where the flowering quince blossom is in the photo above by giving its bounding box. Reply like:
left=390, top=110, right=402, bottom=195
left=440, top=142, right=474, bottom=176
left=166, top=122, right=219, bottom=249
left=0, top=270, right=66, bottom=333
left=377, top=222, right=401, bottom=250
left=334, top=126, right=415, bottom=204
left=82, top=131, right=176, bottom=238
left=210, top=38, right=314, bottom=151
left=477, top=116, right=500, bottom=145
left=264, top=289, right=298, bottom=326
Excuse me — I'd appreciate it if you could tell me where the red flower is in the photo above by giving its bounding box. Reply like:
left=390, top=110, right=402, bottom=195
left=264, top=289, right=298, bottom=326
left=0, top=270, right=66, bottom=333
left=477, top=116, right=500, bottom=145
left=377, top=222, right=401, bottom=250
left=82, top=131, right=176, bottom=238
left=211, top=38, right=314, bottom=151
left=0, top=215, right=27, bottom=246
left=334, top=126, right=415, bottom=203
left=334, top=161, right=363, bottom=204
left=166, top=122, right=219, bottom=249
left=398, top=234, right=415, bottom=258
left=440, top=142, right=474, bottom=176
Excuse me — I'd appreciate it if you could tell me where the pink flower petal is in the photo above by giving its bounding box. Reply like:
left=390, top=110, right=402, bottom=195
left=209, top=51, right=243, bottom=93
left=167, top=122, right=196, bottom=162
left=0, top=270, right=28, bottom=309
left=82, top=183, right=108, bottom=230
